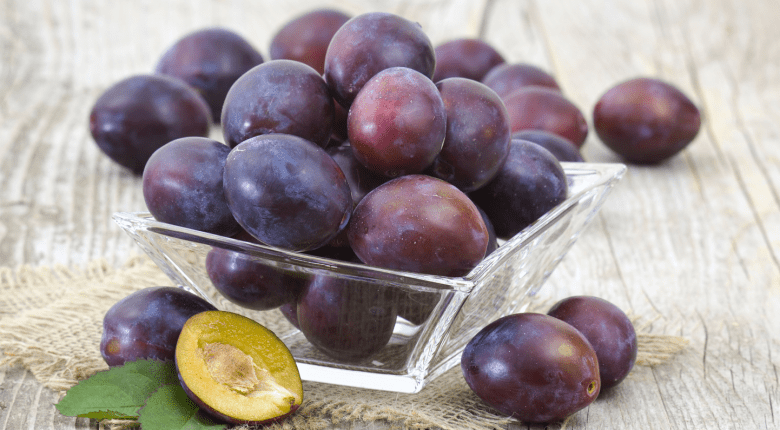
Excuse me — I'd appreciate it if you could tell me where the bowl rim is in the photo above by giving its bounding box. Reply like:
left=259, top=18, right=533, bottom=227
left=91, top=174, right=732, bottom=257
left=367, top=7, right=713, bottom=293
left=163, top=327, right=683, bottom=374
left=113, top=162, right=625, bottom=294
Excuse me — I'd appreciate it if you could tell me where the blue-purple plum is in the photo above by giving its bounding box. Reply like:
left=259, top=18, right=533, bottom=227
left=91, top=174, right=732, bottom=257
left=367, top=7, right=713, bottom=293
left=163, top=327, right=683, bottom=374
left=100, top=287, right=216, bottom=366
left=89, top=75, right=211, bottom=174
left=142, top=136, right=239, bottom=236
left=155, top=28, right=264, bottom=122
left=223, top=134, right=352, bottom=251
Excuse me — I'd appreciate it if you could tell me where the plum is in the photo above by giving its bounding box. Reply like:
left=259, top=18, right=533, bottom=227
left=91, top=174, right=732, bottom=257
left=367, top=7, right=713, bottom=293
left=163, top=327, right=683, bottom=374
left=89, top=74, right=211, bottom=174
left=481, top=63, right=561, bottom=99
left=296, top=274, right=398, bottom=360
left=223, top=134, right=353, bottom=251
left=176, top=311, right=303, bottom=425
left=348, top=174, right=488, bottom=277
left=142, top=136, right=239, bottom=236
left=348, top=67, right=446, bottom=178
left=100, top=287, right=216, bottom=366
left=476, top=205, right=499, bottom=256
left=503, top=86, right=589, bottom=147
left=279, top=302, right=300, bottom=329
left=221, top=59, right=334, bottom=148
left=432, top=38, right=505, bottom=82
left=428, top=77, right=510, bottom=192
left=593, top=77, right=701, bottom=163
left=548, top=296, right=638, bottom=389
left=269, top=8, right=351, bottom=74
left=512, top=130, right=584, bottom=163
left=155, top=27, right=264, bottom=122
left=461, top=313, right=600, bottom=423
left=205, top=233, right=308, bottom=311
left=470, top=139, right=568, bottom=238
left=324, top=12, right=436, bottom=108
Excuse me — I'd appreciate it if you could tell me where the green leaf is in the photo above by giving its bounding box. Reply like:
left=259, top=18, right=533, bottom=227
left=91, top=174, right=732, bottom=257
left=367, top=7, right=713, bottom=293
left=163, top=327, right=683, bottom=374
left=55, top=359, right=179, bottom=420
left=138, top=384, right=226, bottom=430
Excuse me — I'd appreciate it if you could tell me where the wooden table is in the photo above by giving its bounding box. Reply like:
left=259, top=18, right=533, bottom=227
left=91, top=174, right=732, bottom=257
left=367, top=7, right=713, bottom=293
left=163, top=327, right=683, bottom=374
left=1, top=0, right=778, bottom=428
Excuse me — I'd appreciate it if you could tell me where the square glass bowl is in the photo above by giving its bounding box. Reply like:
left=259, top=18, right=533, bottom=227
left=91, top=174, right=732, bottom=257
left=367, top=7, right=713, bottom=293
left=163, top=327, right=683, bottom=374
left=113, top=162, right=625, bottom=394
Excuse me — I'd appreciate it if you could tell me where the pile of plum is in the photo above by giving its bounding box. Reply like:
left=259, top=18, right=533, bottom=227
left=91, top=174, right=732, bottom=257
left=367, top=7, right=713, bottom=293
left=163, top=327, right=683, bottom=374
left=91, top=7, right=700, bottom=425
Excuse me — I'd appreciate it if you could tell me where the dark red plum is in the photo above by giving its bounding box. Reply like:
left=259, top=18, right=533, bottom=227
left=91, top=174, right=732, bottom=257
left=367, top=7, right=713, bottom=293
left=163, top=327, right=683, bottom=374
left=503, top=86, right=589, bottom=147
left=155, top=28, right=264, bottom=122
left=221, top=60, right=334, bottom=148
left=205, top=231, right=308, bottom=311
left=348, top=175, right=488, bottom=277
left=593, top=77, right=701, bottom=164
left=270, top=9, right=351, bottom=74
left=461, top=313, right=600, bottom=423
left=324, top=12, right=436, bottom=108
left=142, top=137, right=239, bottom=236
left=470, top=139, right=568, bottom=238
left=432, top=38, right=505, bottom=82
left=548, top=296, right=638, bottom=389
left=89, top=74, right=211, bottom=174
left=296, top=275, right=398, bottom=360
left=223, top=134, right=352, bottom=251
left=348, top=67, right=446, bottom=178
left=100, top=286, right=216, bottom=366
left=481, top=63, right=561, bottom=99
left=512, top=130, right=584, bottom=162
left=429, top=78, right=510, bottom=192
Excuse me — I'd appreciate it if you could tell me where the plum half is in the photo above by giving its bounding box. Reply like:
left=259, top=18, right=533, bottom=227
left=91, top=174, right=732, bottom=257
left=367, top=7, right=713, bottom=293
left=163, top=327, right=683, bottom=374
left=176, top=311, right=303, bottom=425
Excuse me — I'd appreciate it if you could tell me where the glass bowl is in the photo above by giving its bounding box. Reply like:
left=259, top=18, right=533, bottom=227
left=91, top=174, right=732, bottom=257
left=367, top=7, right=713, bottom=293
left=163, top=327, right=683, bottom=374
left=113, top=162, right=625, bottom=394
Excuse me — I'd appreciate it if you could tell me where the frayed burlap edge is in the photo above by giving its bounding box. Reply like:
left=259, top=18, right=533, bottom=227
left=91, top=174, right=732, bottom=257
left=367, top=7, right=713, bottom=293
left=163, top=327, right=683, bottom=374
left=0, top=256, right=688, bottom=430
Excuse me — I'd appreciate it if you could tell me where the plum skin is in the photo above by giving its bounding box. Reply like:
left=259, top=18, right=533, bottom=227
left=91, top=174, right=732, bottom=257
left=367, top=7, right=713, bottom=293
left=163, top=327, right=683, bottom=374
left=142, top=136, right=239, bottom=236
left=469, top=139, right=568, bottom=239
left=429, top=77, right=510, bottom=192
left=269, top=8, right=351, bottom=74
left=593, top=77, right=701, bottom=164
left=503, top=86, right=588, bottom=147
left=512, top=130, right=584, bottom=163
left=481, top=63, right=561, bottom=99
left=222, top=134, right=353, bottom=251
left=461, top=313, right=600, bottom=423
left=348, top=67, right=446, bottom=178
left=205, top=246, right=308, bottom=311
left=100, top=287, right=216, bottom=366
left=221, top=59, right=334, bottom=148
left=547, top=296, right=638, bottom=389
left=324, top=12, right=436, bottom=108
left=432, top=38, right=505, bottom=82
left=89, top=74, right=211, bottom=174
left=296, top=274, right=398, bottom=360
left=348, top=174, right=489, bottom=277
left=155, top=27, right=264, bottom=122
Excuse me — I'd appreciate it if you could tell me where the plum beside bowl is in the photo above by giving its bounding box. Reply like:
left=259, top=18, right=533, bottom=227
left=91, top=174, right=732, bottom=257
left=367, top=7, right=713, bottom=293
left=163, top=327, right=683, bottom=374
left=113, top=162, right=625, bottom=394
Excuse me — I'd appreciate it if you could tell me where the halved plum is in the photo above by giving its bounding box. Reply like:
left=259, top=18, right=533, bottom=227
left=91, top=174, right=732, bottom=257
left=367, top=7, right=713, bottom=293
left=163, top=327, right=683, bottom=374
left=176, top=311, right=303, bottom=425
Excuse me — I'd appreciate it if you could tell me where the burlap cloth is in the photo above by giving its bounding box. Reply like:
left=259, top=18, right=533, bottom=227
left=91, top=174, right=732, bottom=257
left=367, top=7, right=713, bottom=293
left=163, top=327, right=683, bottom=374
left=0, top=255, right=688, bottom=430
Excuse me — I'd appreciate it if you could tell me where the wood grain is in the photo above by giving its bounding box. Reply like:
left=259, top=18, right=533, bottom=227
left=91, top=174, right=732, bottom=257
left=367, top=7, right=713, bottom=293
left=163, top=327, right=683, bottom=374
left=0, top=0, right=778, bottom=429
